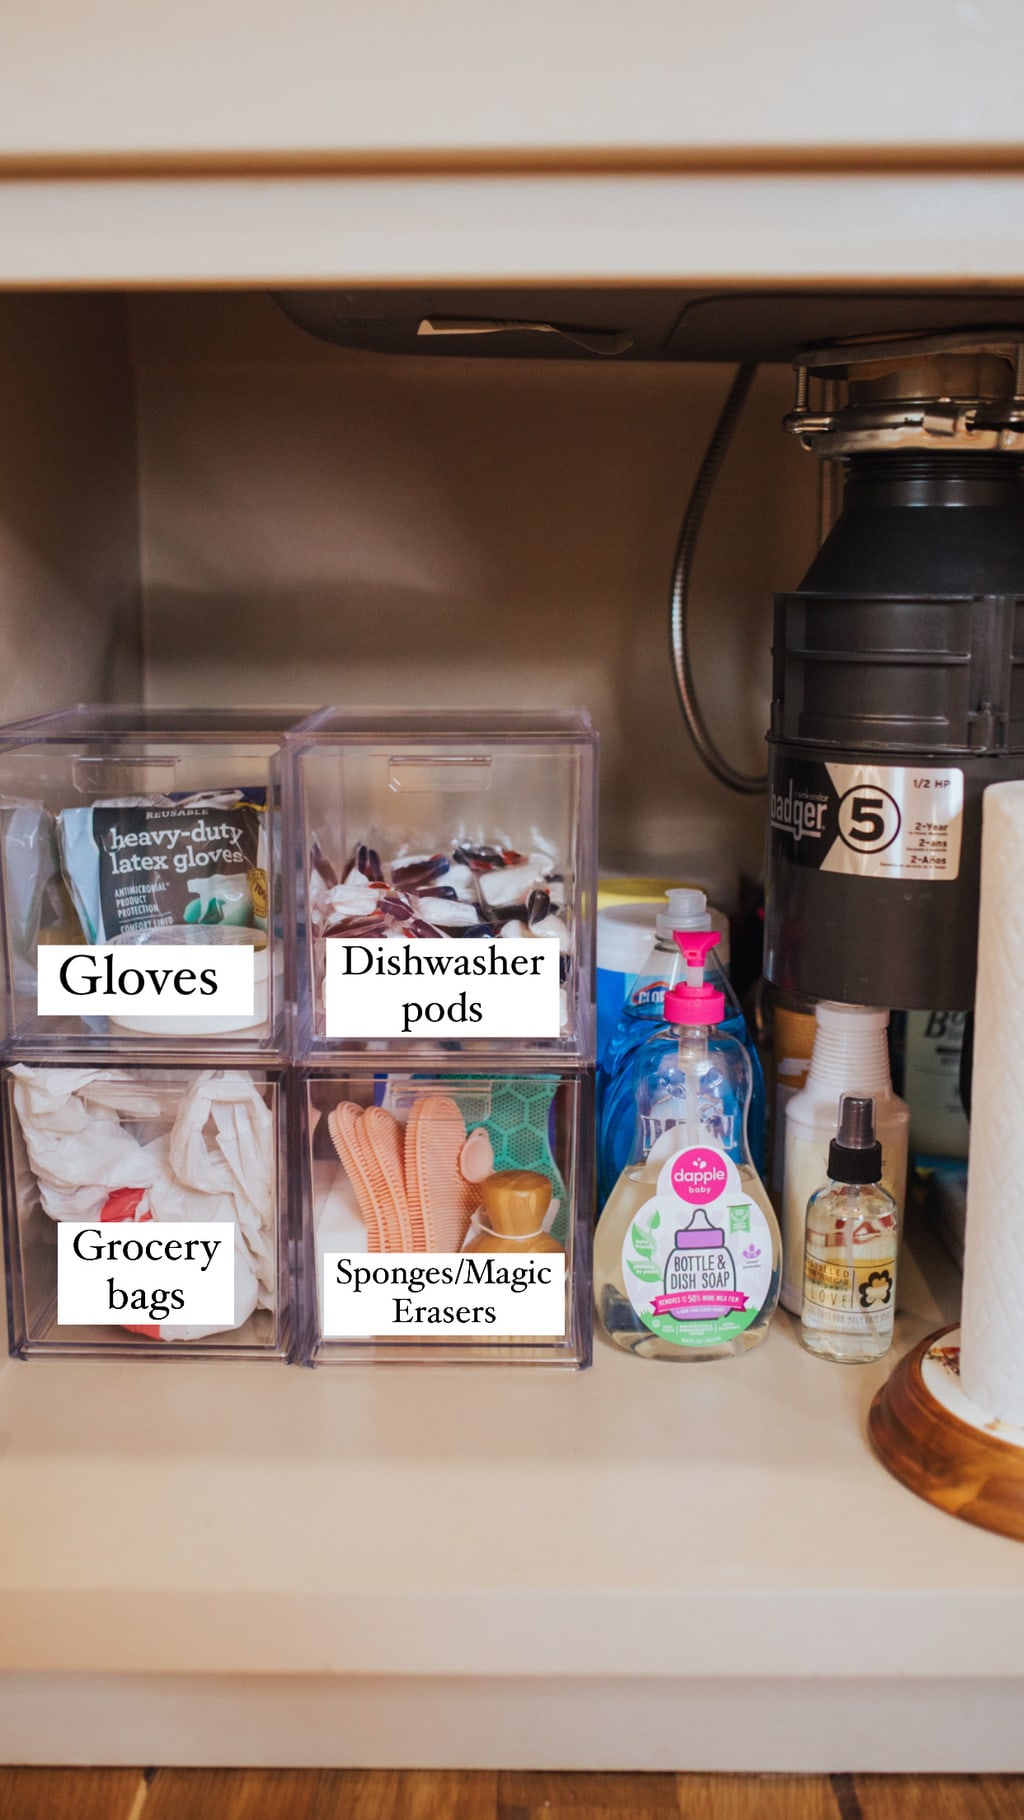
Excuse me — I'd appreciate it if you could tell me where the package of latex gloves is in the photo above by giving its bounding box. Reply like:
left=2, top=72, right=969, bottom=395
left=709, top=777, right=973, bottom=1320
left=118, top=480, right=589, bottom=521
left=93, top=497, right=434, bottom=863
left=57, top=790, right=268, bottom=941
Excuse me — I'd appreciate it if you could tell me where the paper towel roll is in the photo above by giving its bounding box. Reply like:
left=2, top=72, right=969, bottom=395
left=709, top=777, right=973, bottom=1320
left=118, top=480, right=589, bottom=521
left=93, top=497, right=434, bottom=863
left=961, top=780, right=1024, bottom=1425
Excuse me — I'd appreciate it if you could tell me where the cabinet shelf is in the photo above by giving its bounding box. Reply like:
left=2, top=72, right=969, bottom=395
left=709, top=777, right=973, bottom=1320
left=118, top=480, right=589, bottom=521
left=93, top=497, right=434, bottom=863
left=0, top=1219, right=1020, bottom=1768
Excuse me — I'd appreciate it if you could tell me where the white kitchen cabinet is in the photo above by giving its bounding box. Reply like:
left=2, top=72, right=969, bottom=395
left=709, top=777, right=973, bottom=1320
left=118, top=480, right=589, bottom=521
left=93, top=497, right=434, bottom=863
left=1, top=13, right=1024, bottom=1766
left=1, top=0, right=1023, bottom=165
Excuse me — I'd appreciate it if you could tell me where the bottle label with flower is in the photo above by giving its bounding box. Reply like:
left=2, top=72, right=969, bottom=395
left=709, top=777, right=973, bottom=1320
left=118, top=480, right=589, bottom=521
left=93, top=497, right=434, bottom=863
left=802, top=1246, right=896, bottom=1337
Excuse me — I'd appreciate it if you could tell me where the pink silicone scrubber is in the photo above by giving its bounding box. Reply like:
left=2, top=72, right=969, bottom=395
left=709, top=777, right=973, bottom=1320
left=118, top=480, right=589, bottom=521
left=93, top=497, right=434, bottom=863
left=404, top=1096, right=478, bottom=1252
left=360, top=1106, right=415, bottom=1249
left=328, top=1101, right=383, bottom=1251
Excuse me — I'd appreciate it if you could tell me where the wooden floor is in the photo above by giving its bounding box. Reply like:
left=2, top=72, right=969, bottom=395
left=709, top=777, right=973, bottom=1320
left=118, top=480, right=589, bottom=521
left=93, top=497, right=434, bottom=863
left=0, top=1771, right=1021, bottom=1820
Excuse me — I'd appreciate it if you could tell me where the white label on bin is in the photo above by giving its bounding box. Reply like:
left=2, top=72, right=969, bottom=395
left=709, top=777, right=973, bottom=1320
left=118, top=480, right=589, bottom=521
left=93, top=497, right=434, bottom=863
left=323, top=937, right=561, bottom=1039
left=322, top=1252, right=567, bottom=1338
left=37, top=944, right=255, bottom=1019
left=57, top=1220, right=236, bottom=1326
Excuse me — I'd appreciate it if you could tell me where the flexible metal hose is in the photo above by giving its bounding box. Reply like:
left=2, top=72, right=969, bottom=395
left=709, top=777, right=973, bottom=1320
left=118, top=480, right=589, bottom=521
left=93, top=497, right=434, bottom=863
left=669, top=362, right=767, bottom=794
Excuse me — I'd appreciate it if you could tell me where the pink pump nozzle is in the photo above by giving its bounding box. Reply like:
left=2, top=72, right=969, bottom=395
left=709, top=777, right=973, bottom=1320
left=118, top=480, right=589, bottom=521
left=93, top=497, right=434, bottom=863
left=664, top=929, right=725, bottom=1026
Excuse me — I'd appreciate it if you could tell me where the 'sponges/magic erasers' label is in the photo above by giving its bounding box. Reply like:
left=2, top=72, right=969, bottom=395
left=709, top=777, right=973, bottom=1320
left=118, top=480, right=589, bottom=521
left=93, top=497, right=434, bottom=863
left=322, top=1252, right=566, bottom=1337
left=621, top=1145, right=775, bottom=1348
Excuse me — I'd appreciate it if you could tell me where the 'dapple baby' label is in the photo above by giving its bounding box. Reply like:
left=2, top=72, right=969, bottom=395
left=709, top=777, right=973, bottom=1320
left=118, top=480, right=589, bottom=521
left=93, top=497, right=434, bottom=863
left=621, top=1144, right=775, bottom=1347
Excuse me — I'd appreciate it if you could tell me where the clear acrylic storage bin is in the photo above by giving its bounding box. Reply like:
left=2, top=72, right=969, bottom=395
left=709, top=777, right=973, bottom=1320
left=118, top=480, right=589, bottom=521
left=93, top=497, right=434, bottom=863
left=299, top=1067, right=593, bottom=1365
left=0, top=706, right=296, bottom=1056
left=2, top=1063, right=289, bottom=1359
left=289, top=710, right=597, bottom=1063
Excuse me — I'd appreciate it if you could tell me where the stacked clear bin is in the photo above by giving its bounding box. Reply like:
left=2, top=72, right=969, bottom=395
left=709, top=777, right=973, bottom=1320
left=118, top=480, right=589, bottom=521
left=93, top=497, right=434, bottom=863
left=290, top=709, right=597, bottom=1365
left=0, top=707, right=292, bottom=1359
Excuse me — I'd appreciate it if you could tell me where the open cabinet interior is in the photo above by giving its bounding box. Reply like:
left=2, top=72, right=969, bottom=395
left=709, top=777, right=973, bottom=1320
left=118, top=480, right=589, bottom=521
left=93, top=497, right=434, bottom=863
left=0, top=289, right=830, bottom=889
left=14, top=282, right=1024, bottom=887
left=2, top=276, right=1024, bottom=1769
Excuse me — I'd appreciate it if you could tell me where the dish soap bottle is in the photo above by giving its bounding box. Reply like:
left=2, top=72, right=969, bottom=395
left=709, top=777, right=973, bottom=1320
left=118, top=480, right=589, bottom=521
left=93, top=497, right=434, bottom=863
left=597, top=890, right=765, bottom=1204
left=594, top=929, right=781, bottom=1361
left=801, top=1093, right=899, bottom=1364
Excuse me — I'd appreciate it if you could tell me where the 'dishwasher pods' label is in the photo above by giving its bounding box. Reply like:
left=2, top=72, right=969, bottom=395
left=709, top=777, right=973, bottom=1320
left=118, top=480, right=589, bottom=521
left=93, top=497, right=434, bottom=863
left=769, top=758, right=964, bottom=881
left=622, top=1145, right=775, bottom=1347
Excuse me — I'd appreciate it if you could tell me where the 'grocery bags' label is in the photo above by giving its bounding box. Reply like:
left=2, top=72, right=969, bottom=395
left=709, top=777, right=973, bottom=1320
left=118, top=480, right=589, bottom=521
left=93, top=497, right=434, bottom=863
left=57, top=1220, right=236, bottom=1327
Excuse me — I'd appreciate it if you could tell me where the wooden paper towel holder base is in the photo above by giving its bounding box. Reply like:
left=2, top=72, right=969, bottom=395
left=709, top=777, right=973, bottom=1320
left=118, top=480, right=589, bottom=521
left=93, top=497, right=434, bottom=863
left=870, top=1323, right=1024, bottom=1542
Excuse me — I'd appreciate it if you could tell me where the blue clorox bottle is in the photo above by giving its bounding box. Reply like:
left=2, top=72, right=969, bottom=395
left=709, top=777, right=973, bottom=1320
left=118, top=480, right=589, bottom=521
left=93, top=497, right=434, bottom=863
left=597, top=889, right=765, bottom=1206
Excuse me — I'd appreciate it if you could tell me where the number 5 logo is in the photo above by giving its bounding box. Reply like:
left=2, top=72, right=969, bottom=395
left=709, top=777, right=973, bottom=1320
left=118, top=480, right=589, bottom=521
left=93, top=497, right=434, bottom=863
left=837, top=786, right=901, bottom=854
